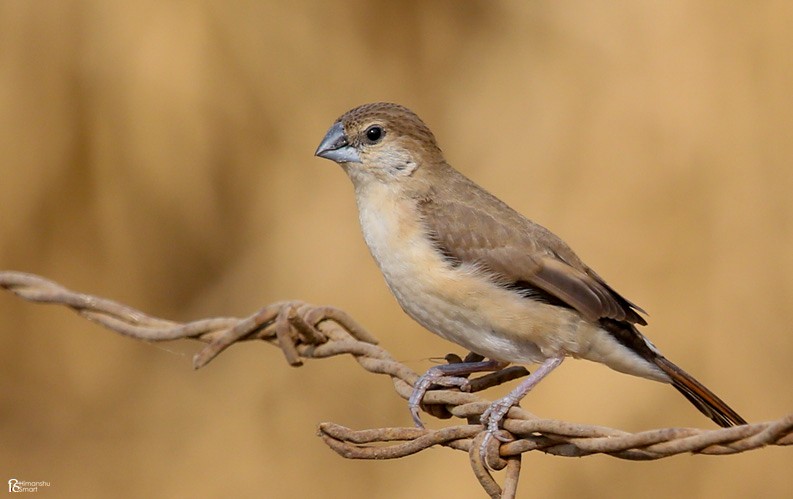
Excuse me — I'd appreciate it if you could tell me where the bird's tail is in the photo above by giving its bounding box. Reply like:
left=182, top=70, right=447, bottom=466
left=653, top=356, right=747, bottom=427
left=599, top=319, right=747, bottom=427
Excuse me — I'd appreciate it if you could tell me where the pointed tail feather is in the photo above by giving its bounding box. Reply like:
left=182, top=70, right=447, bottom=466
left=654, top=356, right=747, bottom=427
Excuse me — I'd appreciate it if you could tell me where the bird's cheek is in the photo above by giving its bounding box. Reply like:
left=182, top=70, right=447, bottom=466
left=370, top=148, right=419, bottom=177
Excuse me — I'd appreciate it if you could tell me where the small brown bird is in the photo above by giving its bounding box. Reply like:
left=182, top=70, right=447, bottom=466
left=315, top=102, right=746, bottom=441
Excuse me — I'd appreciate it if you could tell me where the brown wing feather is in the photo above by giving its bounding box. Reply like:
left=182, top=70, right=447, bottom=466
left=417, top=169, right=646, bottom=325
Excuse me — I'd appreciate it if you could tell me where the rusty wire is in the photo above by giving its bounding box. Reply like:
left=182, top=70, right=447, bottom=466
left=1, top=271, right=791, bottom=498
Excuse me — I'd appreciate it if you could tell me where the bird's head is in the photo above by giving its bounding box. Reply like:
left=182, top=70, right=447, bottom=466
left=315, top=102, right=444, bottom=185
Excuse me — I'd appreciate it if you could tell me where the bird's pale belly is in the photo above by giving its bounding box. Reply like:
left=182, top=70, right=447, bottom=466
left=388, top=274, right=550, bottom=363
left=383, top=258, right=666, bottom=380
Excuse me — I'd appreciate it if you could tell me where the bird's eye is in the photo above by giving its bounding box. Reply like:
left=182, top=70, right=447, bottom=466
left=365, top=125, right=384, bottom=143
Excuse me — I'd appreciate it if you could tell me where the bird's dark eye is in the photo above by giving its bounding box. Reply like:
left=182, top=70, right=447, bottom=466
left=365, top=125, right=384, bottom=143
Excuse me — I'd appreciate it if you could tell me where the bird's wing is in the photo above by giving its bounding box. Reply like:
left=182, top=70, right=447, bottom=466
left=417, top=185, right=647, bottom=325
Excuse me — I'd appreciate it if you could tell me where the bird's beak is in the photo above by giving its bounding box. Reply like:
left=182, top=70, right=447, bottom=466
left=314, top=121, right=361, bottom=163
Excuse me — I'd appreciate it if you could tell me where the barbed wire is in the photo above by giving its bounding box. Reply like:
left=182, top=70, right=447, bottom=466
left=1, top=271, right=791, bottom=499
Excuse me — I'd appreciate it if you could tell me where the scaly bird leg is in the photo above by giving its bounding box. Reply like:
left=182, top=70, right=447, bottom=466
left=409, top=359, right=507, bottom=428
left=479, top=355, right=565, bottom=459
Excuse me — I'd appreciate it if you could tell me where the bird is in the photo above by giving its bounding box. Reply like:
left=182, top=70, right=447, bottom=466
left=314, top=102, right=746, bottom=444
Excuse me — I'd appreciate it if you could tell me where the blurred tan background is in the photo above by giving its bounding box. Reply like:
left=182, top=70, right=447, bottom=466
left=1, top=1, right=792, bottom=498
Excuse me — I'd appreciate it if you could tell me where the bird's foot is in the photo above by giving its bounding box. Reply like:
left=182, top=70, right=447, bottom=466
left=480, top=396, right=520, bottom=440
left=408, top=359, right=505, bottom=428
left=477, top=355, right=566, bottom=465
left=409, top=370, right=471, bottom=427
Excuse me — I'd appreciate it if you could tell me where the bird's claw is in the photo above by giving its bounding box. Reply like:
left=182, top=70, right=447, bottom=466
left=408, top=358, right=506, bottom=428
left=477, top=397, right=519, bottom=467
left=409, top=404, right=425, bottom=429
left=408, top=367, right=472, bottom=428
left=477, top=429, right=515, bottom=472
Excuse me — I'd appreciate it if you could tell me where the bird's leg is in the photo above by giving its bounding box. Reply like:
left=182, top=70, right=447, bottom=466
left=409, top=359, right=507, bottom=428
left=480, top=355, right=564, bottom=454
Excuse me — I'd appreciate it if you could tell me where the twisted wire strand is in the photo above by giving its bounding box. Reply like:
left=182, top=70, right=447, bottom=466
left=2, top=271, right=790, bottom=499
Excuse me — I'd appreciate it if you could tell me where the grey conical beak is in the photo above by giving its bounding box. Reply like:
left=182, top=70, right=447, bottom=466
left=315, top=121, right=361, bottom=163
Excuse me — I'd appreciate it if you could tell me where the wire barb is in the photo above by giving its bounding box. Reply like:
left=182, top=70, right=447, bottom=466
left=2, top=270, right=791, bottom=498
